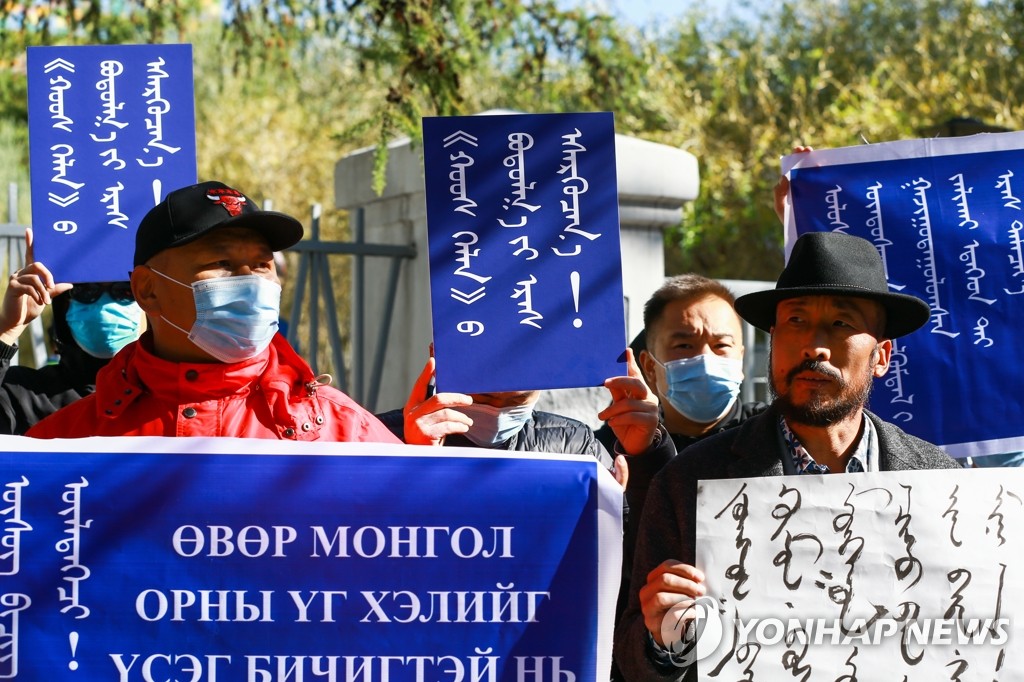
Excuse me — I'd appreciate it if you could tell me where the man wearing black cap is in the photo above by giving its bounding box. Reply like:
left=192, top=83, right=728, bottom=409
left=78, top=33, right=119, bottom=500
left=614, top=231, right=960, bottom=682
left=28, top=181, right=400, bottom=443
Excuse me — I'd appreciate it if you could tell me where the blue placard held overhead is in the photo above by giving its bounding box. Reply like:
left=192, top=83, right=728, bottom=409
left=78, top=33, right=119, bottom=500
left=422, top=112, right=626, bottom=393
left=27, top=44, right=197, bottom=283
left=781, top=132, right=1024, bottom=458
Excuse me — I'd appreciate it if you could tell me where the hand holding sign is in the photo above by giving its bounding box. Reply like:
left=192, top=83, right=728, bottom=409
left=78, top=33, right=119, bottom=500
left=639, top=559, right=706, bottom=649
left=0, top=228, right=72, bottom=345
left=773, top=146, right=814, bottom=223
left=403, top=356, right=473, bottom=446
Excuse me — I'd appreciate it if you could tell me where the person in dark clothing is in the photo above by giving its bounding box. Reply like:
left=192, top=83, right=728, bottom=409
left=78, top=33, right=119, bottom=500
left=379, top=356, right=619, bottom=471
left=624, top=275, right=766, bottom=509
left=615, top=232, right=961, bottom=682
left=2, top=291, right=121, bottom=435
left=597, top=275, right=765, bottom=682
left=0, top=229, right=142, bottom=434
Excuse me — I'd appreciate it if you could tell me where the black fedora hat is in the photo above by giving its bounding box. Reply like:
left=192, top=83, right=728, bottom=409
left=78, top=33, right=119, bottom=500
left=734, top=231, right=930, bottom=339
left=134, top=181, right=303, bottom=266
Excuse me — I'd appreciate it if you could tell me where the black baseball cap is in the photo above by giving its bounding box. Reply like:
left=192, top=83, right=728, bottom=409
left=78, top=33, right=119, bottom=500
left=133, top=180, right=303, bottom=266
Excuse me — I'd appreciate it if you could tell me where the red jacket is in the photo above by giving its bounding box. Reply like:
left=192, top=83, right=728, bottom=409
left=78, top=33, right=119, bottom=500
left=27, top=333, right=400, bottom=443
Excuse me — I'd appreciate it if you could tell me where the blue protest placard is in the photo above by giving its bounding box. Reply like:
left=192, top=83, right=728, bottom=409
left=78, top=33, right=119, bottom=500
left=0, top=436, right=621, bottom=680
left=781, top=132, right=1024, bottom=457
left=27, top=44, right=197, bottom=283
left=422, top=113, right=626, bottom=393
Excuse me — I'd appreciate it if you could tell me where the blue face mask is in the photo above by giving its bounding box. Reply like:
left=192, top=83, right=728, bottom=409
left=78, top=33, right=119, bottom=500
left=65, top=294, right=142, bottom=359
left=151, top=269, right=281, bottom=364
left=653, top=353, right=744, bottom=424
left=457, top=402, right=535, bottom=447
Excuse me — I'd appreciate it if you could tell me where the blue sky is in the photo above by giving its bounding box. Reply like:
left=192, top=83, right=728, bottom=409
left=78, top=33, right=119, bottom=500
left=557, top=0, right=762, bottom=29
left=610, top=0, right=683, bottom=26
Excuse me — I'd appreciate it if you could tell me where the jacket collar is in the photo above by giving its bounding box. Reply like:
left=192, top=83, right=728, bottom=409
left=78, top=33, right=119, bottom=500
left=128, top=332, right=271, bottom=404
left=724, top=403, right=789, bottom=479
left=94, top=333, right=319, bottom=428
left=724, top=403, right=898, bottom=478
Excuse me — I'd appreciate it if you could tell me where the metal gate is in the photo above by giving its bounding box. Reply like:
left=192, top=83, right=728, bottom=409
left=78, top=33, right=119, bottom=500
left=283, top=205, right=416, bottom=412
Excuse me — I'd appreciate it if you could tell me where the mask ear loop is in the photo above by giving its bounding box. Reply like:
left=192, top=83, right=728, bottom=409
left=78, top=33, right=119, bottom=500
left=305, top=373, right=333, bottom=396
left=147, top=267, right=193, bottom=290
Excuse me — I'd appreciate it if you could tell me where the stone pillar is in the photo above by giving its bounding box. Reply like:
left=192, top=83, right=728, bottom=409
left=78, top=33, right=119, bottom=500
left=335, top=121, right=698, bottom=422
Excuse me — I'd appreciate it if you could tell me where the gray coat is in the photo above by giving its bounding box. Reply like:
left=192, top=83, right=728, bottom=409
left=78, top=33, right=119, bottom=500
left=613, top=404, right=961, bottom=682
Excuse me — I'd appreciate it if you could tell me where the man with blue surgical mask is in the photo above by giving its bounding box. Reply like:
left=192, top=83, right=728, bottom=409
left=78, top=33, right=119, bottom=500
left=29, top=180, right=399, bottom=444
left=639, top=275, right=761, bottom=447
left=63, top=281, right=143, bottom=359
left=603, top=275, right=767, bottom=533
left=0, top=228, right=143, bottom=434
left=599, top=275, right=767, bottom=682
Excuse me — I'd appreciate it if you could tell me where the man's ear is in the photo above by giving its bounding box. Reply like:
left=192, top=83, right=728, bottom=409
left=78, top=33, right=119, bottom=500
left=872, top=338, right=893, bottom=378
left=130, top=266, right=161, bottom=316
left=639, top=349, right=657, bottom=390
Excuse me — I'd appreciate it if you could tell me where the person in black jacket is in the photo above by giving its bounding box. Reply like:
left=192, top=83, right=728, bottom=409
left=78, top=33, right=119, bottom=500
left=615, top=232, right=961, bottom=682
left=596, top=275, right=766, bottom=682
left=378, top=356, right=618, bottom=471
left=0, top=230, right=142, bottom=434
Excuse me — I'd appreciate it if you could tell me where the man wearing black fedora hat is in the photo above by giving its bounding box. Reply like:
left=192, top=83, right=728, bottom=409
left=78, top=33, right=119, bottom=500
left=614, top=231, right=960, bottom=681
left=28, top=180, right=400, bottom=444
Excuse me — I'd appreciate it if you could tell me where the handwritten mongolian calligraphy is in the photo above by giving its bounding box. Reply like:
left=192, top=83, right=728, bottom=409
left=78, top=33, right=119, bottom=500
left=423, top=112, right=625, bottom=393
left=27, top=44, right=197, bottom=283
left=697, top=469, right=1024, bottom=679
left=785, top=133, right=1024, bottom=456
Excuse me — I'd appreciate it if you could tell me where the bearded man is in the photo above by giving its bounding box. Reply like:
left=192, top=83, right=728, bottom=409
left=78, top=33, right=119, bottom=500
left=613, top=231, right=960, bottom=682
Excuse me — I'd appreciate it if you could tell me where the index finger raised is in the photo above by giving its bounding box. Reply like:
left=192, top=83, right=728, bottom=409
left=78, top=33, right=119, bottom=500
left=625, top=347, right=644, bottom=380
left=23, top=227, right=34, bottom=266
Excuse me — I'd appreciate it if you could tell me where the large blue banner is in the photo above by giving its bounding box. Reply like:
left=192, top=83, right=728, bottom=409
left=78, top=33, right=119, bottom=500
left=422, top=113, right=626, bottom=393
left=0, top=437, right=621, bottom=680
left=781, top=132, right=1024, bottom=457
left=27, top=44, right=197, bottom=283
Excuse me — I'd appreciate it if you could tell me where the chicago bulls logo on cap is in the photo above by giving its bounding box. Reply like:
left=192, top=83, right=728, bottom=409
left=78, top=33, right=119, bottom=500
left=206, top=188, right=247, bottom=217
